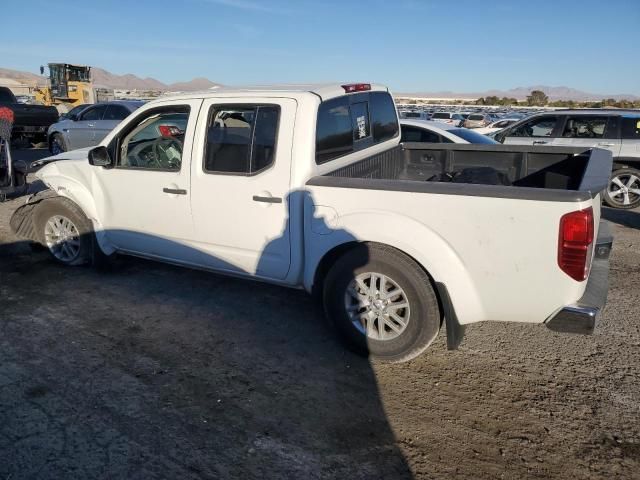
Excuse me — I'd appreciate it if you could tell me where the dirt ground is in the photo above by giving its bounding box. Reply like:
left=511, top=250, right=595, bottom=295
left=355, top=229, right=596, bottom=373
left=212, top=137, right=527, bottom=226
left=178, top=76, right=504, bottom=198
left=1, top=152, right=639, bottom=479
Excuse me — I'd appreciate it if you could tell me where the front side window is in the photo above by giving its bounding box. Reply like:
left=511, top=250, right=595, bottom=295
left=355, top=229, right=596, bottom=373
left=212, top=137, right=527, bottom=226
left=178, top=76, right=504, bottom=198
left=118, top=107, right=190, bottom=171
left=204, top=105, right=279, bottom=175
left=510, top=116, right=558, bottom=137
left=562, top=116, right=608, bottom=138
left=104, top=105, right=131, bottom=121
left=81, top=105, right=106, bottom=121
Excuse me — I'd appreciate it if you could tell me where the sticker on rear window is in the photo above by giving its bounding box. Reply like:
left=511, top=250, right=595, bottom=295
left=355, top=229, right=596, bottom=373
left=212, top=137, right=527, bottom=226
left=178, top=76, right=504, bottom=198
left=357, top=115, right=367, bottom=139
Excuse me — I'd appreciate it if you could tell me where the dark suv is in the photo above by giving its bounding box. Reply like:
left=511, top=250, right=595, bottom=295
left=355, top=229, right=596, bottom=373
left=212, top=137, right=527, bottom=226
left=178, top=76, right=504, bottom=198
left=496, top=109, right=640, bottom=209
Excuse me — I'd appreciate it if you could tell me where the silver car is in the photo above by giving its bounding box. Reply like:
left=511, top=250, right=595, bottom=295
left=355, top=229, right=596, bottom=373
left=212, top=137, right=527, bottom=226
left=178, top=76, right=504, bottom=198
left=48, top=101, right=144, bottom=154
left=497, top=110, right=640, bottom=209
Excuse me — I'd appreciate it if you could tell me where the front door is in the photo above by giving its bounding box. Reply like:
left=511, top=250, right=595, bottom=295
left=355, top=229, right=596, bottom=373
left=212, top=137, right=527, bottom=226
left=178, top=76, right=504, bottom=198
left=67, top=104, right=107, bottom=149
left=94, top=99, right=203, bottom=263
left=190, top=98, right=296, bottom=280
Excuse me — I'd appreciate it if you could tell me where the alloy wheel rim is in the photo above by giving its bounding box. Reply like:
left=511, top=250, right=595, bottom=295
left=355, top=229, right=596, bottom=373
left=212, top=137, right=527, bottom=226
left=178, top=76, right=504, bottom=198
left=44, top=215, right=81, bottom=262
left=344, top=272, right=410, bottom=341
left=608, top=173, right=640, bottom=207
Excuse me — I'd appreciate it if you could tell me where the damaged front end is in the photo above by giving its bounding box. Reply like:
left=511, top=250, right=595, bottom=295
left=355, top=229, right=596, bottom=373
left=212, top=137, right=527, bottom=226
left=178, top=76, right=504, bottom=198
left=9, top=189, right=59, bottom=243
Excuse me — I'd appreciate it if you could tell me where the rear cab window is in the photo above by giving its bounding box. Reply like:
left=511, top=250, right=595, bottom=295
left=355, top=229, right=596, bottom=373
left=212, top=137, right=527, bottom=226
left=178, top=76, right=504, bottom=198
left=315, top=90, right=399, bottom=165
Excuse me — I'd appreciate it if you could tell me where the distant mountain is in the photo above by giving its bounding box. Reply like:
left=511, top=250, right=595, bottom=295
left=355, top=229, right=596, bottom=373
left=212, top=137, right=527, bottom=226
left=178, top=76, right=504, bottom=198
left=168, top=77, right=221, bottom=91
left=0, top=67, right=46, bottom=86
left=398, top=85, right=640, bottom=102
left=0, top=66, right=222, bottom=91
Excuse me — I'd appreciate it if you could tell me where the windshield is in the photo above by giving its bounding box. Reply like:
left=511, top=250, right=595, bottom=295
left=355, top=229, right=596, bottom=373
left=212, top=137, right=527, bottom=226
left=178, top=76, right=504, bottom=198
left=469, top=114, right=485, bottom=120
left=449, top=128, right=498, bottom=144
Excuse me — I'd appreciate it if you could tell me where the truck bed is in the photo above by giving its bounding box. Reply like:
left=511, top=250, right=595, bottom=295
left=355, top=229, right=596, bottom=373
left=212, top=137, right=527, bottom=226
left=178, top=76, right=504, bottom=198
left=308, top=143, right=612, bottom=202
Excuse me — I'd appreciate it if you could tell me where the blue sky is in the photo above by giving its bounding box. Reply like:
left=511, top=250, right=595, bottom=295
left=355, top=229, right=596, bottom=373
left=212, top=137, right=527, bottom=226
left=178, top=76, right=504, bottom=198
left=2, top=0, right=639, bottom=94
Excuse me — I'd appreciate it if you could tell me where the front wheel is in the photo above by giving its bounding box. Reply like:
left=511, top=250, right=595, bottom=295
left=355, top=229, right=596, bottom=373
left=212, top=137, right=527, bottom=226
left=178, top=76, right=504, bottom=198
left=323, top=244, right=441, bottom=363
left=33, top=197, right=93, bottom=266
left=49, top=133, right=67, bottom=155
left=604, top=168, right=640, bottom=209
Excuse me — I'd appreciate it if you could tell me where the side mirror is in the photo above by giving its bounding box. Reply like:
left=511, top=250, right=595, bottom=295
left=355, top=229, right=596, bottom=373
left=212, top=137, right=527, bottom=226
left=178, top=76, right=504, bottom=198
left=494, top=128, right=509, bottom=144
left=88, top=146, right=113, bottom=167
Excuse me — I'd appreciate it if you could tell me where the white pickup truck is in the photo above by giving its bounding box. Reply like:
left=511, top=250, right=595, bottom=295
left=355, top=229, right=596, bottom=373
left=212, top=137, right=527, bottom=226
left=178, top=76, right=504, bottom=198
left=11, top=83, right=613, bottom=362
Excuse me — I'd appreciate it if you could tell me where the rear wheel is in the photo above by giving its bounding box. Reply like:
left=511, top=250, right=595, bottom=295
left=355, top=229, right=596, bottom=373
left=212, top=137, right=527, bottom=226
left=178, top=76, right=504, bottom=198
left=604, top=168, right=640, bottom=209
left=323, top=244, right=441, bottom=363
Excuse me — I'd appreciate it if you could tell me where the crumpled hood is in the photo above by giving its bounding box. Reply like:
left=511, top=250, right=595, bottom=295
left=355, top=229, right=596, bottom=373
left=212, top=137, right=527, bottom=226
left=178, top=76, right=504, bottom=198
left=30, top=147, right=93, bottom=170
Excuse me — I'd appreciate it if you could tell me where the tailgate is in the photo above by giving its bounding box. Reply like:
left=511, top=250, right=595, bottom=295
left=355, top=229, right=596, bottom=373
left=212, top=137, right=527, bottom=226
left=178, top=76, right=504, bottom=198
left=10, top=104, right=59, bottom=127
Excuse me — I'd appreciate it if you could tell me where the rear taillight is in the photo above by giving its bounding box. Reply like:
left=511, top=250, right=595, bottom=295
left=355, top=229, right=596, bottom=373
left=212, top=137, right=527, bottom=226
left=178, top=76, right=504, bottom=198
left=558, top=207, right=594, bottom=281
left=158, top=125, right=182, bottom=137
left=342, top=83, right=371, bottom=93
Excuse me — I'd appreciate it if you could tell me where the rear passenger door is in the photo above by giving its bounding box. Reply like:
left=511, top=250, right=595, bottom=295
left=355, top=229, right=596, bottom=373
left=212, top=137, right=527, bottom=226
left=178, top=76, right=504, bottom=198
left=553, top=115, right=621, bottom=157
left=190, top=98, right=296, bottom=280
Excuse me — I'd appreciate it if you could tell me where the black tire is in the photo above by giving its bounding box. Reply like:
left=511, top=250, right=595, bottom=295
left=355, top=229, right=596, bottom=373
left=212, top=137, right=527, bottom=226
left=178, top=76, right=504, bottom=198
left=323, top=243, right=441, bottom=363
left=49, top=133, right=67, bottom=155
left=33, top=197, right=93, bottom=266
left=604, top=168, right=640, bottom=209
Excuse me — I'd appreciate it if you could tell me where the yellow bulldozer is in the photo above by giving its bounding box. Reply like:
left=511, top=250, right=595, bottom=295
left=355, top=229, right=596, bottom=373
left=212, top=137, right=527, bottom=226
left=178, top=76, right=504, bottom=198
left=34, top=63, right=114, bottom=113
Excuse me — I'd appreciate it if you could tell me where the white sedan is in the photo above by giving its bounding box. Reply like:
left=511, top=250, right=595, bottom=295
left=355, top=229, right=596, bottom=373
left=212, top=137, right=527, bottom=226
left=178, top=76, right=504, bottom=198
left=474, top=118, right=521, bottom=135
left=400, top=119, right=498, bottom=144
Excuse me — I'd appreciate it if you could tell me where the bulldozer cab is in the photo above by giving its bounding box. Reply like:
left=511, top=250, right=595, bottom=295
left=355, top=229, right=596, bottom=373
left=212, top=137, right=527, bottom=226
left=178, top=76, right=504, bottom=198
left=46, top=63, right=93, bottom=105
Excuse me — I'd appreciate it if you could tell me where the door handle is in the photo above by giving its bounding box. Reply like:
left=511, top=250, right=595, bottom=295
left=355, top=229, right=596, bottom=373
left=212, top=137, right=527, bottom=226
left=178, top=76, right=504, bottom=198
left=598, top=143, right=615, bottom=147
left=533, top=140, right=548, bottom=145
left=163, top=187, right=187, bottom=195
left=87, top=123, right=95, bottom=127
left=253, top=195, right=282, bottom=204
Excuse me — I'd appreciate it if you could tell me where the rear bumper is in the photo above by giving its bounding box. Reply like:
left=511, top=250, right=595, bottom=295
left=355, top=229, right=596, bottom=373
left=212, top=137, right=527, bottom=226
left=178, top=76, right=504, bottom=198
left=545, top=221, right=613, bottom=334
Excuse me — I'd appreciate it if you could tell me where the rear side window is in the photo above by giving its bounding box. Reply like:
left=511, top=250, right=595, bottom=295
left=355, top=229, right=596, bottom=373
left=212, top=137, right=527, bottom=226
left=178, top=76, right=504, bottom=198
left=81, top=105, right=106, bottom=121
left=621, top=117, right=640, bottom=139
left=561, top=116, right=608, bottom=138
left=315, top=91, right=399, bottom=164
left=431, top=112, right=450, bottom=119
left=204, top=105, right=279, bottom=175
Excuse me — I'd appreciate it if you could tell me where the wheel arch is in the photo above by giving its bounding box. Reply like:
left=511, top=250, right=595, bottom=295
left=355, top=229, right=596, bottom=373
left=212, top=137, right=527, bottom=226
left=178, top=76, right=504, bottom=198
left=305, top=212, right=485, bottom=326
left=612, top=157, right=640, bottom=170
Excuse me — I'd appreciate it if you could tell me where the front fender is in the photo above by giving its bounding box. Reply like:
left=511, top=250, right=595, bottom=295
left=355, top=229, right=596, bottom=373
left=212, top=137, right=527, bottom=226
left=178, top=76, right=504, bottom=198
left=304, top=210, right=485, bottom=325
left=35, top=161, right=115, bottom=255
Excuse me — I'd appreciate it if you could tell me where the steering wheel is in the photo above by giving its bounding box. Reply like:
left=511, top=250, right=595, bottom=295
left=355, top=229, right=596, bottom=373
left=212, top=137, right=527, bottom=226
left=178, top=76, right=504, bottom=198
left=152, top=137, right=183, bottom=169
